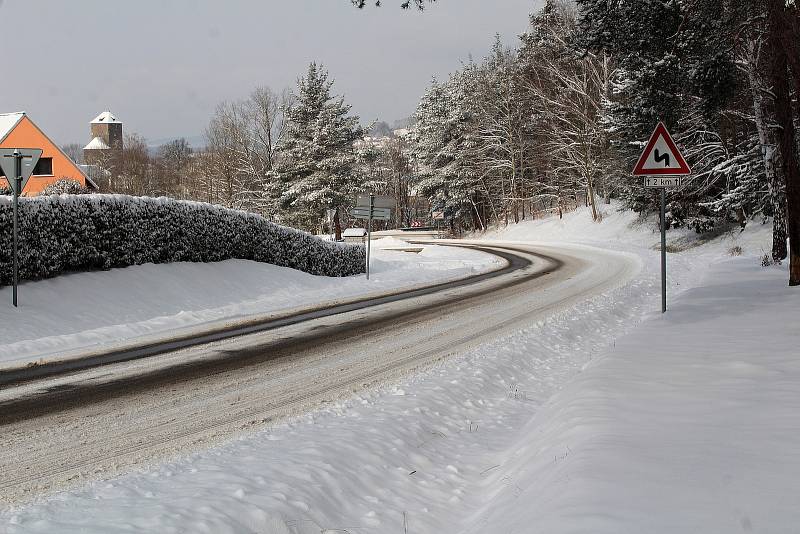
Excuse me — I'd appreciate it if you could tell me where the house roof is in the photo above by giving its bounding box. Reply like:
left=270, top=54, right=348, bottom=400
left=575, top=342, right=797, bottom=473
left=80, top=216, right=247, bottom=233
left=91, top=111, right=121, bottom=124
left=84, top=136, right=111, bottom=150
left=0, top=112, right=25, bottom=144
left=0, top=111, right=97, bottom=191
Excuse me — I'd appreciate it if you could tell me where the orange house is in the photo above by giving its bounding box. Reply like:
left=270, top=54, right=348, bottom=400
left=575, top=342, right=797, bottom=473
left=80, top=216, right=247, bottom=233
left=0, top=112, right=96, bottom=195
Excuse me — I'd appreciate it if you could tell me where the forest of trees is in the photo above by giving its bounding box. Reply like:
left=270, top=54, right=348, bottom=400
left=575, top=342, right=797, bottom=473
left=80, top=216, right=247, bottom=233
left=406, top=0, right=800, bottom=285
left=80, top=0, right=800, bottom=285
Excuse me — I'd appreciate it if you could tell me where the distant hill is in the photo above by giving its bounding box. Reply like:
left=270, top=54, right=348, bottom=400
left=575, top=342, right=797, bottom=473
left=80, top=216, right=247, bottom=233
left=369, top=121, right=393, bottom=138
left=366, top=117, right=415, bottom=138
left=392, top=116, right=415, bottom=130
left=148, top=135, right=206, bottom=153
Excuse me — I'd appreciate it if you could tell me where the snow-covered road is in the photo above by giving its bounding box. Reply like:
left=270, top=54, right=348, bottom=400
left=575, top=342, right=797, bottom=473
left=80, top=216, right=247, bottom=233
left=0, top=242, right=638, bottom=507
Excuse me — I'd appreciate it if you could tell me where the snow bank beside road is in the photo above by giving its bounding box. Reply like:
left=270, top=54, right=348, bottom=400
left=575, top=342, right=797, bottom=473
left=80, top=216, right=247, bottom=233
left=0, top=242, right=501, bottom=367
left=468, top=257, right=800, bottom=534
left=481, top=201, right=775, bottom=259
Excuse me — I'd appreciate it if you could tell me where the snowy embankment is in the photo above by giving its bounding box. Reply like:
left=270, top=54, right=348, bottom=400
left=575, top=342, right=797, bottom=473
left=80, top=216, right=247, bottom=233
left=3, top=203, right=796, bottom=533
left=468, top=255, right=800, bottom=534
left=0, top=239, right=501, bottom=368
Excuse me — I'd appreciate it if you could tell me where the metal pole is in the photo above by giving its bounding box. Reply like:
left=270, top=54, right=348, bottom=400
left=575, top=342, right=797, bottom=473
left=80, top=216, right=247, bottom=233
left=366, top=193, right=374, bottom=280
left=661, top=187, right=667, bottom=313
left=12, top=152, right=21, bottom=308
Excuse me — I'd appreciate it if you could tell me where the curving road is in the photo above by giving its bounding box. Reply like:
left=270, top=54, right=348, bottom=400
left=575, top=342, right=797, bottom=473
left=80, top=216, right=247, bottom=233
left=0, top=241, right=638, bottom=503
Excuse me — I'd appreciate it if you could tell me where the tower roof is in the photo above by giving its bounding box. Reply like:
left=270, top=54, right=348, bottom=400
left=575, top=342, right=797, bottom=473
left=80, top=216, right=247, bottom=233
left=91, top=111, right=121, bottom=124
left=84, top=136, right=111, bottom=150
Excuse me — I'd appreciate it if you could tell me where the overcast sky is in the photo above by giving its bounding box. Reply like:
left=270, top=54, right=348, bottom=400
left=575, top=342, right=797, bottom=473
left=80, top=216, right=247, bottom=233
left=0, top=0, right=539, bottom=145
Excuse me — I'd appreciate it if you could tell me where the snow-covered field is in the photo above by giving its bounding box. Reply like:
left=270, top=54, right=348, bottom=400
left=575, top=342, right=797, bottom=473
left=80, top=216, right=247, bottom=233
left=2, top=204, right=797, bottom=533
left=0, top=239, right=501, bottom=368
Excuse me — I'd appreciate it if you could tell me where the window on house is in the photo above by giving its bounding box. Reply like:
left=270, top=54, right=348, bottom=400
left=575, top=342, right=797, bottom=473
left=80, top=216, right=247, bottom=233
left=33, top=157, right=53, bottom=176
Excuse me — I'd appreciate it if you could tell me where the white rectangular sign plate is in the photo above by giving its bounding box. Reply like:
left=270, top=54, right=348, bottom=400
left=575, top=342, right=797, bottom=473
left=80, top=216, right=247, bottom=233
left=644, top=176, right=683, bottom=188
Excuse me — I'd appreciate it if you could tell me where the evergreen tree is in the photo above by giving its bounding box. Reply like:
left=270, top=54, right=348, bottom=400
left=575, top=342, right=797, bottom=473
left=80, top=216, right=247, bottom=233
left=278, top=63, right=365, bottom=237
left=410, top=73, right=487, bottom=231
left=577, top=0, right=736, bottom=138
left=577, top=0, right=765, bottom=229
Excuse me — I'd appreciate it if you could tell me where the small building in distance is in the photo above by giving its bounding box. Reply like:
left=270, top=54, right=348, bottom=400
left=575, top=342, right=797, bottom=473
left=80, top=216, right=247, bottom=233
left=342, top=227, right=368, bottom=243
left=0, top=111, right=95, bottom=195
left=82, top=111, right=123, bottom=189
left=83, top=111, right=123, bottom=166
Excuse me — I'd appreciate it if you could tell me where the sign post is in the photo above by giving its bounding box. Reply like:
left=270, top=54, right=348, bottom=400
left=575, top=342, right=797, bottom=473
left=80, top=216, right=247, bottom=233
left=432, top=210, right=445, bottom=237
left=659, top=187, right=667, bottom=313
left=350, top=194, right=394, bottom=280
left=13, top=156, right=20, bottom=308
left=367, top=194, right=374, bottom=279
left=632, top=122, right=691, bottom=313
left=1, top=148, right=42, bottom=308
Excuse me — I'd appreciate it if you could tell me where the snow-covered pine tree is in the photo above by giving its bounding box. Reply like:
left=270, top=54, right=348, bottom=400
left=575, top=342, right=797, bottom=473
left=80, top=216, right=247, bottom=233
left=410, top=73, right=487, bottom=232
left=409, top=79, right=453, bottom=223
left=278, top=63, right=365, bottom=239
left=577, top=0, right=760, bottom=231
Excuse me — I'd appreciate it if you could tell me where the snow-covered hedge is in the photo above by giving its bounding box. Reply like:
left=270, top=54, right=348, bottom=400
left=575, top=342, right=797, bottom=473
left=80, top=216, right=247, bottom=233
left=0, top=194, right=365, bottom=286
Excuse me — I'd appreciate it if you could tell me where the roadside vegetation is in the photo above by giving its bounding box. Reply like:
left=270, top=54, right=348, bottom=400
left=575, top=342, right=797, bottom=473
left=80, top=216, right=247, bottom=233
left=47, top=0, right=800, bottom=285
left=0, top=195, right=364, bottom=286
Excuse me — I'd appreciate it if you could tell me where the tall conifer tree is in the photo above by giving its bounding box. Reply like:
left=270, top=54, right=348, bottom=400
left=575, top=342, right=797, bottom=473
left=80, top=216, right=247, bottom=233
left=279, top=63, right=365, bottom=237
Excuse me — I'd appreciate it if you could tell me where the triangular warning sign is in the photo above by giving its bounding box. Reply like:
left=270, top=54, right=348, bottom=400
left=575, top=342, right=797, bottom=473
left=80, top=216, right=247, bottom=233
left=632, top=122, right=691, bottom=176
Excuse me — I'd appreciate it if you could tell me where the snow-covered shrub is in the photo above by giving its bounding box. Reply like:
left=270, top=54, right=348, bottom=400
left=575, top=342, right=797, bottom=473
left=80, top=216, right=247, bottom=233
left=687, top=216, right=717, bottom=235
left=728, top=245, right=743, bottom=257
left=0, top=194, right=365, bottom=286
left=40, top=179, right=90, bottom=196
left=761, top=253, right=781, bottom=267
left=0, top=185, right=11, bottom=196
left=663, top=201, right=686, bottom=230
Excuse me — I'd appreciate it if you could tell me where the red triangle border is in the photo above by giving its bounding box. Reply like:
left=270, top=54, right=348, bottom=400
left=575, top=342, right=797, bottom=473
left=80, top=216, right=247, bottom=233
left=632, top=122, right=691, bottom=176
